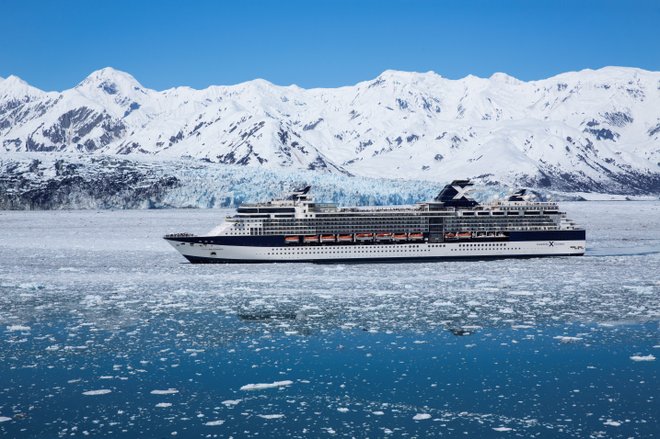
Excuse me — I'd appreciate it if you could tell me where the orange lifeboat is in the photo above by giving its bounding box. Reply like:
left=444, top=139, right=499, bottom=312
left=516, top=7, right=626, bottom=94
left=337, top=234, right=353, bottom=243
left=303, top=235, right=319, bottom=244
left=392, top=233, right=407, bottom=241
left=375, top=232, right=393, bottom=241
left=457, top=232, right=472, bottom=239
left=284, top=236, right=299, bottom=244
left=444, top=232, right=457, bottom=240
left=320, top=234, right=336, bottom=243
left=409, top=232, right=424, bottom=241
left=355, top=233, right=373, bottom=242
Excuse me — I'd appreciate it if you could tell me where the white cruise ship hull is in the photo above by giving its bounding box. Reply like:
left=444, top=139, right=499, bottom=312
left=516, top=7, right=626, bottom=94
left=166, top=238, right=586, bottom=263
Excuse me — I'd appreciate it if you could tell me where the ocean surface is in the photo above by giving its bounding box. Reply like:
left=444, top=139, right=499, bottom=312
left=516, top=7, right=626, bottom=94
left=0, top=202, right=658, bottom=438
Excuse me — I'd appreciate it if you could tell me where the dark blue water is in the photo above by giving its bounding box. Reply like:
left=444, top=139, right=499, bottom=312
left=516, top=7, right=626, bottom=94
left=0, top=205, right=658, bottom=438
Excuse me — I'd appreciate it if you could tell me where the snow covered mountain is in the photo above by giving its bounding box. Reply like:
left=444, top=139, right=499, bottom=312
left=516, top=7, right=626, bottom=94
left=1, top=66, right=659, bottom=194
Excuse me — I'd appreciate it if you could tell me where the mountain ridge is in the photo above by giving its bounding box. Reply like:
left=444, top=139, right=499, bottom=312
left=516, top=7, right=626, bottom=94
left=1, top=66, right=659, bottom=194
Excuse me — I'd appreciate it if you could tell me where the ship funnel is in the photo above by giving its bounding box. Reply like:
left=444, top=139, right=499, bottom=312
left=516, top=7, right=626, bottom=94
left=508, top=189, right=527, bottom=202
left=434, top=179, right=479, bottom=208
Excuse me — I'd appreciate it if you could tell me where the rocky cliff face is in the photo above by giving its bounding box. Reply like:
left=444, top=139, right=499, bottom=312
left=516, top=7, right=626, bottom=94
left=1, top=66, right=659, bottom=195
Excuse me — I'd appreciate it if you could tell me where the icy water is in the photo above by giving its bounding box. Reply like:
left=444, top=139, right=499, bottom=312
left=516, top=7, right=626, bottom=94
left=0, top=202, right=658, bottom=438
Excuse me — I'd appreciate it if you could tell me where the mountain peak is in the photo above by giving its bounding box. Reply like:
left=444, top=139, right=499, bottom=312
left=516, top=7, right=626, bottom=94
left=76, top=67, right=145, bottom=95
left=0, top=74, right=46, bottom=98
left=4, top=74, right=30, bottom=87
left=489, top=72, right=521, bottom=84
left=376, top=69, right=441, bottom=81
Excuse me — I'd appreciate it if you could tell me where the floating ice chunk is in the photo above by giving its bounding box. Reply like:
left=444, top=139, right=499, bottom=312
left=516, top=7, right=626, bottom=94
left=221, top=399, right=241, bottom=406
left=630, top=354, right=655, bottom=362
left=412, top=413, right=431, bottom=420
left=493, top=426, right=513, bottom=432
left=6, top=325, right=30, bottom=332
left=603, top=420, right=621, bottom=427
left=155, top=403, right=173, bottom=408
left=337, top=407, right=349, bottom=413
left=553, top=336, right=583, bottom=343
left=151, top=388, right=179, bottom=395
left=0, top=417, right=11, bottom=423
left=204, top=420, right=225, bottom=426
left=508, top=291, right=534, bottom=296
left=258, top=414, right=285, bottom=419
left=240, top=380, right=293, bottom=391
left=82, top=389, right=112, bottom=396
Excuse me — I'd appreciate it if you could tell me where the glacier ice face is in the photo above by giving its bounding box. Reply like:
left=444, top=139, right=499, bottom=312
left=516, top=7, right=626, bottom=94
left=0, top=153, right=649, bottom=210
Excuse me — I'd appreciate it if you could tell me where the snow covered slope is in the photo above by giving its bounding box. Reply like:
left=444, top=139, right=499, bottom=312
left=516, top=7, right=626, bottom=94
left=1, top=67, right=659, bottom=194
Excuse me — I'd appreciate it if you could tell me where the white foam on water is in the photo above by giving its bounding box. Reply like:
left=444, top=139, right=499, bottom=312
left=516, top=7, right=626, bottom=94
left=204, top=420, right=225, bottom=426
left=150, top=388, right=179, bottom=395
left=0, top=417, right=11, bottom=423
left=155, top=403, right=173, bottom=408
left=240, top=380, right=293, bottom=391
left=82, top=389, right=111, bottom=396
left=630, top=354, right=655, bottom=362
left=603, top=420, right=622, bottom=427
left=413, top=413, right=431, bottom=420
left=337, top=407, right=349, bottom=413
left=372, top=411, right=385, bottom=416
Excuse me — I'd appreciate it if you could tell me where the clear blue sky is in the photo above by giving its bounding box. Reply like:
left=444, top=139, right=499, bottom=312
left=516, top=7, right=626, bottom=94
left=2, top=0, right=658, bottom=91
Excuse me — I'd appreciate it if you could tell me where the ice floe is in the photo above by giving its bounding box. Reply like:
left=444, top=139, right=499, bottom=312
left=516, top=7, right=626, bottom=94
left=493, top=426, right=513, bottom=432
left=240, top=380, right=293, bottom=391
left=82, top=389, right=112, bottom=396
left=6, top=324, right=30, bottom=332
left=413, top=413, right=432, bottom=420
left=221, top=399, right=241, bottom=406
left=150, top=388, right=179, bottom=395
left=630, top=354, right=655, bottom=362
left=257, top=414, right=285, bottom=419
left=553, top=336, right=583, bottom=343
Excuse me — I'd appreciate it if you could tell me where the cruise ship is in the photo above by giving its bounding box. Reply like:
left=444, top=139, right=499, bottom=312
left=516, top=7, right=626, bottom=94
left=164, top=180, right=585, bottom=263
